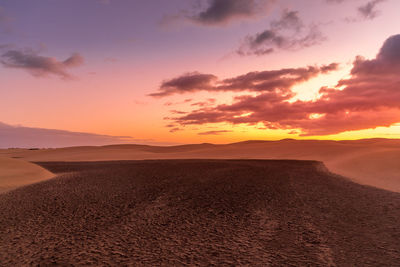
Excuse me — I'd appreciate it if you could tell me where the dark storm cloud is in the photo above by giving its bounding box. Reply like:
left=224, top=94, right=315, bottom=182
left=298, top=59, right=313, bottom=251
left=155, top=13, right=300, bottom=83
left=167, top=35, right=400, bottom=136
left=150, top=63, right=338, bottom=97
left=171, top=0, right=275, bottom=26
left=238, top=9, right=326, bottom=56
left=0, top=50, right=84, bottom=79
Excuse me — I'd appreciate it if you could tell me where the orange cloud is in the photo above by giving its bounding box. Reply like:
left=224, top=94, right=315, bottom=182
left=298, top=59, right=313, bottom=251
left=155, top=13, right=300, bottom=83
left=164, top=34, right=400, bottom=136
left=151, top=64, right=338, bottom=97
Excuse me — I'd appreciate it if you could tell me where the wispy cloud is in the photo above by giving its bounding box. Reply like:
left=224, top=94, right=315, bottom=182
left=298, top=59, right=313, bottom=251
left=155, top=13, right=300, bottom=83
left=191, top=98, right=217, bottom=107
left=169, top=127, right=183, bottom=133
left=325, top=0, right=386, bottom=22
left=0, top=49, right=84, bottom=79
left=198, top=130, right=232, bottom=135
left=0, top=122, right=145, bottom=148
left=169, top=110, right=188, bottom=115
left=357, top=0, right=386, bottom=20
left=150, top=63, right=338, bottom=97
left=163, top=99, right=193, bottom=106
left=237, top=9, right=326, bottom=56
left=344, top=0, right=387, bottom=22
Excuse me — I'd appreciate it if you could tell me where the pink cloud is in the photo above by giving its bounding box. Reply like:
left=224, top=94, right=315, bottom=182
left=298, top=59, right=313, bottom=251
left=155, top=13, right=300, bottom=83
left=151, top=64, right=338, bottom=97
left=167, top=34, right=400, bottom=136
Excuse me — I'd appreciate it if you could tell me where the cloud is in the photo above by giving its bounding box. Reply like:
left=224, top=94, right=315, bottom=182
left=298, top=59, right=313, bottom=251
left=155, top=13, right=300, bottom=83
left=150, top=72, right=218, bottom=97
left=169, top=127, right=183, bottom=133
left=150, top=63, right=338, bottom=97
left=164, top=99, right=193, bottom=106
left=198, top=130, right=232, bottom=135
left=357, top=0, right=386, bottom=20
left=169, top=110, right=188, bottom=115
left=238, top=9, right=326, bottom=56
left=0, top=122, right=145, bottom=148
left=0, top=49, right=84, bottom=79
left=329, top=0, right=386, bottom=22
left=191, top=98, right=217, bottom=107
left=344, top=0, right=386, bottom=22
left=193, top=0, right=273, bottom=25
left=167, top=34, right=400, bottom=136
left=164, top=0, right=275, bottom=27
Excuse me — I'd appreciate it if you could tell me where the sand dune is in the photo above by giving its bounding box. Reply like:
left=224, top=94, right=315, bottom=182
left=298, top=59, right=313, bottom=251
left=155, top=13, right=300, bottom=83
left=1, top=139, right=399, bottom=192
left=1, top=160, right=399, bottom=266
left=0, top=157, right=54, bottom=193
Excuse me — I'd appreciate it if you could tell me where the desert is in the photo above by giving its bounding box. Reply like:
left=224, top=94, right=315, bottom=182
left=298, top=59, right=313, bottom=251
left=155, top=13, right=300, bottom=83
left=1, top=138, right=400, bottom=192
left=1, top=159, right=400, bottom=266
left=2, top=1, right=400, bottom=265
left=1, top=140, right=400, bottom=265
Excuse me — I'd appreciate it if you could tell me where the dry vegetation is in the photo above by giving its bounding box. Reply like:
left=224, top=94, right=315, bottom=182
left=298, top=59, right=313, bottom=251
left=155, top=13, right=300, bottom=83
left=1, top=160, right=399, bottom=266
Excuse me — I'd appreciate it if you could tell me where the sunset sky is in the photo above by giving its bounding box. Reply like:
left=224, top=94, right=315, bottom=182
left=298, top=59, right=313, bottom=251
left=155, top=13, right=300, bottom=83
left=1, top=0, right=400, bottom=147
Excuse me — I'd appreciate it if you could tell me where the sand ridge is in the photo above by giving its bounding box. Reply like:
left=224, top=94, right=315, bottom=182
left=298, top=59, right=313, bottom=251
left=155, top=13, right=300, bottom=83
left=1, top=139, right=399, bottom=192
left=0, top=157, right=54, bottom=193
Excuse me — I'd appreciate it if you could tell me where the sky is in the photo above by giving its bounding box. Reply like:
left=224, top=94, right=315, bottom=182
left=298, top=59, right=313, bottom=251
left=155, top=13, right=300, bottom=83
left=1, top=0, right=400, bottom=147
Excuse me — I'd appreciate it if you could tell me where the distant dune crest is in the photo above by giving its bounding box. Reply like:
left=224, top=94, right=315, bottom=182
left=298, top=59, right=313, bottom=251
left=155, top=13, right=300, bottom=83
left=1, top=139, right=399, bottom=193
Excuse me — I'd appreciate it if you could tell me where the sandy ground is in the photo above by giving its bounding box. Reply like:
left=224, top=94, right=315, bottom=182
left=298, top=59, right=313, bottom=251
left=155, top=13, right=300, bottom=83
left=0, top=157, right=54, bottom=193
left=1, top=160, right=399, bottom=266
left=1, top=139, right=399, bottom=192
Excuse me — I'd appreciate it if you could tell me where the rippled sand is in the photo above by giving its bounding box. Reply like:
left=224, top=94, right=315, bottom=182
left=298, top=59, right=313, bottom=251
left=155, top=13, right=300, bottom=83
left=1, top=160, right=399, bottom=266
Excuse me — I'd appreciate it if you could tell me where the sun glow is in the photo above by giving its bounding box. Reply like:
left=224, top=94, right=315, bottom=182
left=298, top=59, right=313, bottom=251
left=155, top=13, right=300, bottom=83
left=290, top=66, right=352, bottom=102
left=234, top=112, right=253, bottom=118
left=309, top=113, right=325, bottom=119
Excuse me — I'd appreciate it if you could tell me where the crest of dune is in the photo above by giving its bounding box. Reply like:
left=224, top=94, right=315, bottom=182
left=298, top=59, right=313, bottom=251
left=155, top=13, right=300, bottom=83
left=0, top=157, right=54, bottom=193
left=1, top=139, right=399, bottom=193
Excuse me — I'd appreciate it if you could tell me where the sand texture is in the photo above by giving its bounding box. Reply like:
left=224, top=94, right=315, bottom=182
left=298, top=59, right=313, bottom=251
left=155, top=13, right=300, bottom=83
left=1, top=160, right=399, bottom=266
